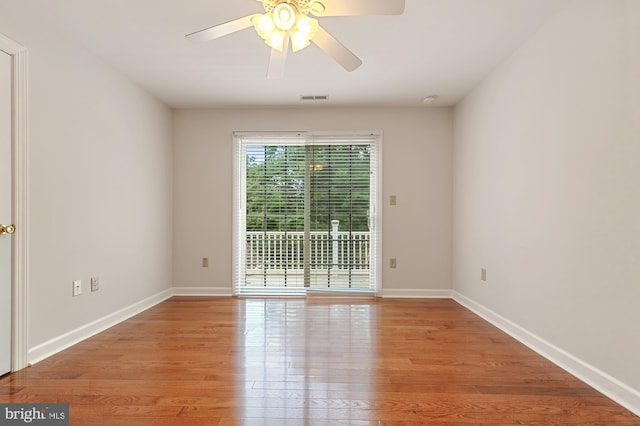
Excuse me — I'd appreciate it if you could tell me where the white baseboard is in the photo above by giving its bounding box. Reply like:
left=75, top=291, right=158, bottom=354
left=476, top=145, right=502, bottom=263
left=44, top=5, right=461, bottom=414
left=172, top=286, right=233, bottom=297
left=380, top=288, right=453, bottom=298
left=28, top=289, right=174, bottom=365
left=452, top=291, right=640, bottom=417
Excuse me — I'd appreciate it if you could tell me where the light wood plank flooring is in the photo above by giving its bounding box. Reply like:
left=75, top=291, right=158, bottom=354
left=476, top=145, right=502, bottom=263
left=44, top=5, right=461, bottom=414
left=1, top=297, right=638, bottom=425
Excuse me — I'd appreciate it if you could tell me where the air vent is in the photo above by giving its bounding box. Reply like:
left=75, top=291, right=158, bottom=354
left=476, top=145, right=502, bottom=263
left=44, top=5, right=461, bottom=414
left=300, top=95, right=329, bottom=101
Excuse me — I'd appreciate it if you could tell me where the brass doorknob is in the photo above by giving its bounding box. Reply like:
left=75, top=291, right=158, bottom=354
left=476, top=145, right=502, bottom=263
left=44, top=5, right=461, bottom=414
left=0, top=224, right=15, bottom=235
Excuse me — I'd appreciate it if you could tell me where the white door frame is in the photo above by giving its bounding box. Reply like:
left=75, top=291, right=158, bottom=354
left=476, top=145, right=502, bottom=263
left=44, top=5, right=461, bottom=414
left=0, top=33, right=29, bottom=372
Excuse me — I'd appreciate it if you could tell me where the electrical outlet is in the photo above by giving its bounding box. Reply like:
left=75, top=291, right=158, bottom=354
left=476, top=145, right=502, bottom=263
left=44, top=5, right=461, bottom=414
left=390, top=258, right=397, bottom=269
left=481, top=268, right=487, bottom=282
left=91, top=276, right=99, bottom=292
left=202, top=257, right=209, bottom=268
left=390, top=195, right=397, bottom=206
left=73, top=280, right=82, bottom=297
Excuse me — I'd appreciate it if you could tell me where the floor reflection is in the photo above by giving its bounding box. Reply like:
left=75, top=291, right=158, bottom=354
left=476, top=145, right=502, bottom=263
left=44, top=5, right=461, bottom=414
left=235, top=297, right=378, bottom=424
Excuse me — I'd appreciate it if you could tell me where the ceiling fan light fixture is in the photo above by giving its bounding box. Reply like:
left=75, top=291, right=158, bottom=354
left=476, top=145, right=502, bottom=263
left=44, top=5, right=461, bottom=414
left=291, top=32, right=310, bottom=52
left=253, top=13, right=275, bottom=39
left=273, top=3, right=297, bottom=31
left=252, top=13, right=285, bottom=51
left=268, top=30, right=287, bottom=52
left=296, top=14, right=317, bottom=35
left=291, top=14, right=318, bottom=52
left=253, top=4, right=319, bottom=53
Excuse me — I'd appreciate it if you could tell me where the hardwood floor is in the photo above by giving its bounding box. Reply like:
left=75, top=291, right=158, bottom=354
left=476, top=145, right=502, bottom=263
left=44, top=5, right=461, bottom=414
left=1, top=297, right=638, bottom=425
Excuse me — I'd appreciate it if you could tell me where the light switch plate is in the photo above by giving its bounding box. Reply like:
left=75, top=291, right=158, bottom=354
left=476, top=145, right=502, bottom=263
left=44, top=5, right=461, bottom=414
left=73, top=280, right=82, bottom=297
left=91, top=276, right=99, bottom=292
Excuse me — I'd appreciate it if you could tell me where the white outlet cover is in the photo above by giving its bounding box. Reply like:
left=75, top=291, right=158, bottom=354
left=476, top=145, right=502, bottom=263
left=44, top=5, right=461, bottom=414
left=73, top=280, right=82, bottom=296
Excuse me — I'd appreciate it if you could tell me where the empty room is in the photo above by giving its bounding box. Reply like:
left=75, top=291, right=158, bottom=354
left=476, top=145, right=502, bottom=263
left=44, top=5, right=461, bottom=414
left=1, top=0, right=639, bottom=424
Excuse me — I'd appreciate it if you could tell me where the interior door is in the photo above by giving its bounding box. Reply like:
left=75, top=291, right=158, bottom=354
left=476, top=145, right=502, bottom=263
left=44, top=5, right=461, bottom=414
left=0, top=49, right=12, bottom=375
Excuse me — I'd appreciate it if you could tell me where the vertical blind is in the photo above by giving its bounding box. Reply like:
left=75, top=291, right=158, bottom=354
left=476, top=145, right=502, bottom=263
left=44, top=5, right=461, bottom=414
left=233, top=132, right=381, bottom=295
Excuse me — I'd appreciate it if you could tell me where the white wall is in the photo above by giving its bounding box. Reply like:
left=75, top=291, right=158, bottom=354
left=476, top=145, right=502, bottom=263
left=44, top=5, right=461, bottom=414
left=0, top=4, right=173, bottom=349
left=173, top=108, right=452, bottom=294
left=453, top=0, right=640, bottom=394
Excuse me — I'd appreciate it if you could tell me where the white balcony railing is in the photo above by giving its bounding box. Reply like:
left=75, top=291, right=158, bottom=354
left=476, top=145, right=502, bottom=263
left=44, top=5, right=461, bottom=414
left=246, top=229, right=370, bottom=272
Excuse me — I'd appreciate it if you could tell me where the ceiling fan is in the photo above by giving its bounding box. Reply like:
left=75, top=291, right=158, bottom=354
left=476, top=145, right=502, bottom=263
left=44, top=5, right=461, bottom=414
left=186, top=0, right=405, bottom=79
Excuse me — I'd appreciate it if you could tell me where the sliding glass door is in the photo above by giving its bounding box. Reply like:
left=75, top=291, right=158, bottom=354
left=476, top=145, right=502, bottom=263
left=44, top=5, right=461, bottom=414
left=233, top=133, right=380, bottom=295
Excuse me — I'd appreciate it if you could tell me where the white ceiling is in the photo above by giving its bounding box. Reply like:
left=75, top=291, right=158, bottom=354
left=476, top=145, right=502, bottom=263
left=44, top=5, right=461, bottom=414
left=25, top=0, right=567, bottom=108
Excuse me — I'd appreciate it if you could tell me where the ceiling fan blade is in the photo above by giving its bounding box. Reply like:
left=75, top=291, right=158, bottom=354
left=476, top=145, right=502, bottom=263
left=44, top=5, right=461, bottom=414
left=312, top=26, right=362, bottom=72
left=267, top=35, right=290, bottom=80
left=312, top=0, right=405, bottom=17
left=185, top=14, right=260, bottom=42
